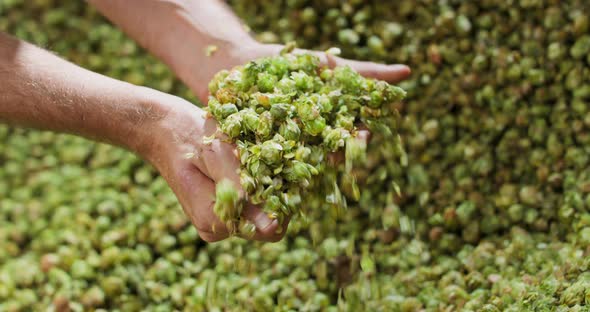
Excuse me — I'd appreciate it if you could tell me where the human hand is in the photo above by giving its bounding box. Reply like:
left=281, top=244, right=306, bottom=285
left=88, top=1, right=411, bottom=243
left=88, top=1, right=411, bottom=104
left=140, top=91, right=286, bottom=242
left=168, top=42, right=410, bottom=242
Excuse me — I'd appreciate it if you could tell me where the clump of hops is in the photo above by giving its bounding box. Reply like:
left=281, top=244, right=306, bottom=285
left=207, top=48, right=406, bottom=230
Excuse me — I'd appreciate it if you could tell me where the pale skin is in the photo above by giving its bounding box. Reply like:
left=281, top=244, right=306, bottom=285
left=0, top=1, right=411, bottom=242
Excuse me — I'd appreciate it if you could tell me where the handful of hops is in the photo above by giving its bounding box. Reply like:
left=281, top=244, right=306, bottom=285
left=207, top=50, right=406, bottom=232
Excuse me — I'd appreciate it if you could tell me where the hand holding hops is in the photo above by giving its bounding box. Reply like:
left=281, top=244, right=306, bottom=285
left=207, top=51, right=406, bottom=228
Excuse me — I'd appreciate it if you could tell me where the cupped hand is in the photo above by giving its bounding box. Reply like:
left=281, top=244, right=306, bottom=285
left=142, top=92, right=285, bottom=242
left=156, top=43, right=411, bottom=243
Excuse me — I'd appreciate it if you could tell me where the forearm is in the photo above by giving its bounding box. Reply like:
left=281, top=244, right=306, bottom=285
left=0, top=32, right=168, bottom=156
left=88, top=0, right=257, bottom=97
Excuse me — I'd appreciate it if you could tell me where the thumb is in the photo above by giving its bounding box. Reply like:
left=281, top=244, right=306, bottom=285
left=190, top=121, right=289, bottom=242
left=241, top=203, right=289, bottom=242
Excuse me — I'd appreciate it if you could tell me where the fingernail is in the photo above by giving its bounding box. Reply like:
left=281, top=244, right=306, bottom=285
left=253, top=212, right=273, bottom=230
left=391, top=64, right=411, bottom=73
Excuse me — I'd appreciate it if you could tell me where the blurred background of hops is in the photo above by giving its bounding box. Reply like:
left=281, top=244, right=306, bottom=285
left=0, top=0, right=589, bottom=311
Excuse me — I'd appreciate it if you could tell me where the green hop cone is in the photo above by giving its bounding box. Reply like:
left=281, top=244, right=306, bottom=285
left=206, top=51, right=406, bottom=224
left=213, top=179, right=243, bottom=233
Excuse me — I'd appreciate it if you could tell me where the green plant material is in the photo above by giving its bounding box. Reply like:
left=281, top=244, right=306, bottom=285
left=213, top=179, right=244, bottom=234
left=208, top=52, right=406, bottom=225
left=2, top=0, right=590, bottom=310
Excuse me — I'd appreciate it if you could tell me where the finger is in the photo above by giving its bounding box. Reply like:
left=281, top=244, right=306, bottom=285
left=191, top=108, right=288, bottom=242
left=192, top=117, right=242, bottom=191
left=240, top=203, right=290, bottom=242
left=198, top=139, right=241, bottom=186
left=356, top=129, right=371, bottom=142
left=327, top=150, right=345, bottom=165
left=327, top=129, right=372, bottom=165
left=198, top=229, right=227, bottom=243
left=323, top=53, right=411, bottom=83
left=262, top=45, right=411, bottom=83
left=198, top=89, right=210, bottom=106
left=175, top=163, right=229, bottom=242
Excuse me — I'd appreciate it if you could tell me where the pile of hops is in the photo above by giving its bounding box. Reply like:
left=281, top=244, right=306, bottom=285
left=4, top=0, right=590, bottom=310
left=207, top=47, right=406, bottom=232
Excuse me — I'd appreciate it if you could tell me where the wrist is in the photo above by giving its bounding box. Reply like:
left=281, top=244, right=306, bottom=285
left=132, top=88, right=209, bottom=169
left=119, top=86, right=176, bottom=161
